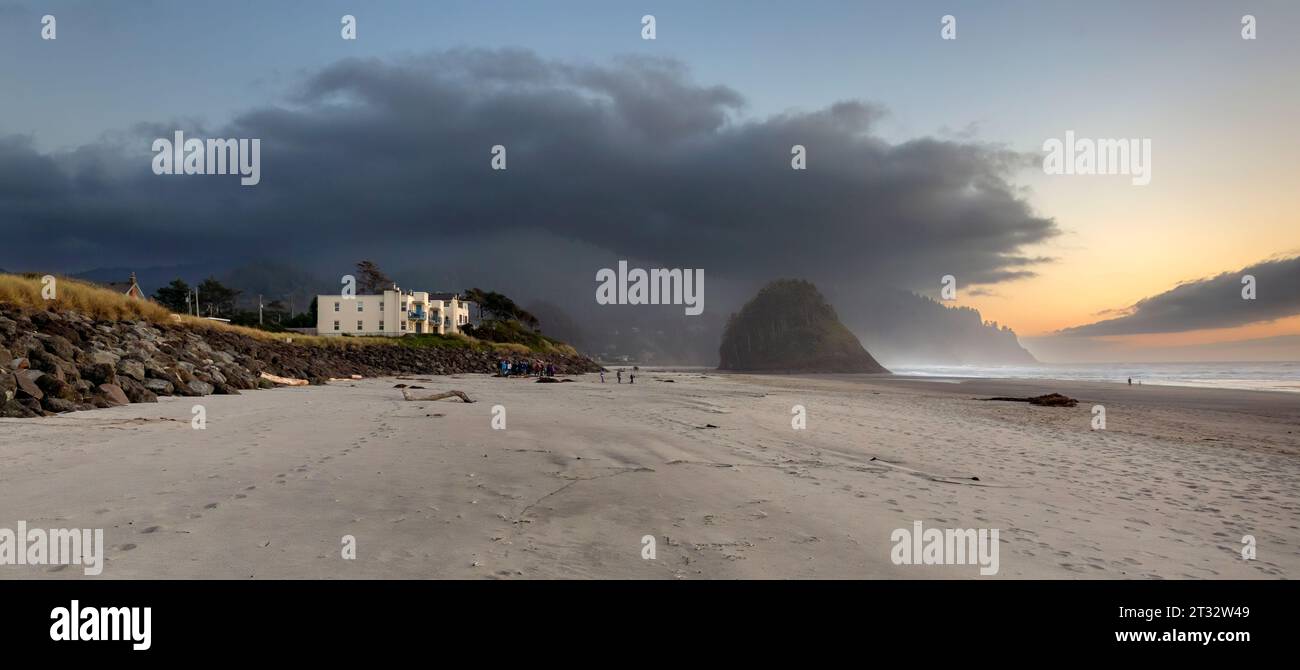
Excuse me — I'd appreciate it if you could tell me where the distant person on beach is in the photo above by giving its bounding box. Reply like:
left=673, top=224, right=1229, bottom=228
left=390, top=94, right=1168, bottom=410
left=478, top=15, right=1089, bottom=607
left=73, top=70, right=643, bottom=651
left=599, top=370, right=605, bottom=383
left=1128, top=378, right=1132, bottom=386
left=616, top=369, right=622, bottom=383
left=629, top=371, right=635, bottom=384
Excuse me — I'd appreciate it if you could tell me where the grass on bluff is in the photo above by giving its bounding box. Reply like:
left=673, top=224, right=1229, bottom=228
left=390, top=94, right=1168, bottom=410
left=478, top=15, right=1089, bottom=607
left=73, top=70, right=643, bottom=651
left=0, top=273, right=175, bottom=322
left=0, top=273, right=569, bottom=355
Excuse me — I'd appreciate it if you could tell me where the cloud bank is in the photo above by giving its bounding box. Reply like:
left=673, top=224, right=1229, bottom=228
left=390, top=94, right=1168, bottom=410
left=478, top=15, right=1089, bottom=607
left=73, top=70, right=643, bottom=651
left=1059, top=256, right=1300, bottom=336
left=0, top=48, right=1056, bottom=297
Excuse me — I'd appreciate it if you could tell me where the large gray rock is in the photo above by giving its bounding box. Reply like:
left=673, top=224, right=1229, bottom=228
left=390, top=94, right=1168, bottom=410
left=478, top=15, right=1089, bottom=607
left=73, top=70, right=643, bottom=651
left=117, top=358, right=146, bottom=381
left=0, top=398, right=37, bottom=418
left=42, top=334, right=77, bottom=361
left=89, top=350, right=120, bottom=366
left=81, top=362, right=117, bottom=385
left=42, top=396, right=79, bottom=413
left=35, top=374, right=79, bottom=402
left=119, top=378, right=158, bottom=404
left=186, top=379, right=215, bottom=396
left=143, top=378, right=175, bottom=395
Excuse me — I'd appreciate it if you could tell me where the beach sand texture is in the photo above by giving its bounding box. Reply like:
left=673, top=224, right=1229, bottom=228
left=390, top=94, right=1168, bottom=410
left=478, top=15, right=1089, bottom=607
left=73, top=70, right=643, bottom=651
left=1, top=372, right=1296, bottom=579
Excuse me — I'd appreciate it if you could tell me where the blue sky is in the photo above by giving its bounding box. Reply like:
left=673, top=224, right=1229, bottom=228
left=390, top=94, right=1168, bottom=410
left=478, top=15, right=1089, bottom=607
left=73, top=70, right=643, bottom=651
left=5, top=0, right=1295, bottom=153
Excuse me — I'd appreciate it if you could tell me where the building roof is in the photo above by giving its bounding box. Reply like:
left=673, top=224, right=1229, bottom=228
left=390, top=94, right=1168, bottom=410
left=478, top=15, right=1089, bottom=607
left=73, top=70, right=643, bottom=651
left=100, top=273, right=145, bottom=299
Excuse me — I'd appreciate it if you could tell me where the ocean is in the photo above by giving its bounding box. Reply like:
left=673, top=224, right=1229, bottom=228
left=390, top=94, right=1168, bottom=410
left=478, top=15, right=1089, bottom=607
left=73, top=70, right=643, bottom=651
left=888, top=361, right=1300, bottom=394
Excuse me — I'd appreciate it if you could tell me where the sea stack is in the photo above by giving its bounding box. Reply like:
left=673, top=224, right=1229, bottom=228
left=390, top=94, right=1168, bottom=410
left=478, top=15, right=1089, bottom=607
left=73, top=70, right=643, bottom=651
left=718, top=279, right=888, bottom=373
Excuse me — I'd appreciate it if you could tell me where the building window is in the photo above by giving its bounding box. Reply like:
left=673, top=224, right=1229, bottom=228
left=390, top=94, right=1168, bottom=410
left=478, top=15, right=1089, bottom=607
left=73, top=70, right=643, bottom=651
left=379, top=302, right=384, bottom=311
left=379, top=321, right=384, bottom=331
left=356, top=320, right=363, bottom=331
left=357, top=302, right=363, bottom=312
left=401, top=321, right=406, bottom=331
left=333, top=321, right=339, bottom=331
left=334, top=302, right=340, bottom=312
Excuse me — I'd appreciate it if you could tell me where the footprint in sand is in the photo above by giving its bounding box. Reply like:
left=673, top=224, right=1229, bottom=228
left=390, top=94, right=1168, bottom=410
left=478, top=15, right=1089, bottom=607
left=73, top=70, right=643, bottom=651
left=140, top=526, right=162, bottom=534
left=117, top=543, right=137, bottom=551
left=204, top=502, right=219, bottom=509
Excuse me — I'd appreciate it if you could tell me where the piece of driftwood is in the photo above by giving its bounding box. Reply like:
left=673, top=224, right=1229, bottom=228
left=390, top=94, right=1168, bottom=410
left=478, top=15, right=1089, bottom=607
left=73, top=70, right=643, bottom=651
left=260, top=371, right=309, bottom=386
left=401, top=389, right=475, bottom=403
left=982, top=393, right=1078, bottom=407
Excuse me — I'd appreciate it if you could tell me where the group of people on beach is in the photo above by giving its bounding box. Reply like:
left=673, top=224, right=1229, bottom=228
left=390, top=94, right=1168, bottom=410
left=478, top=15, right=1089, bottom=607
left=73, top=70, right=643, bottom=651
left=498, top=359, right=556, bottom=378
left=598, top=366, right=637, bottom=384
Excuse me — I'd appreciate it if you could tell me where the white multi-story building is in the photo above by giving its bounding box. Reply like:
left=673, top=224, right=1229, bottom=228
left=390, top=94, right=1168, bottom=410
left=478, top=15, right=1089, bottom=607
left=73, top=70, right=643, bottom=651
left=317, top=286, right=473, bottom=337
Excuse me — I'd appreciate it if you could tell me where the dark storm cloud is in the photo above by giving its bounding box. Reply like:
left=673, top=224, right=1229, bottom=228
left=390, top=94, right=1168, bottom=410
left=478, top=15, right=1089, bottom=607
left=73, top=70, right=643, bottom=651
left=0, top=48, right=1056, bottom=292
left=1058, top=256, right=1300, bottom=336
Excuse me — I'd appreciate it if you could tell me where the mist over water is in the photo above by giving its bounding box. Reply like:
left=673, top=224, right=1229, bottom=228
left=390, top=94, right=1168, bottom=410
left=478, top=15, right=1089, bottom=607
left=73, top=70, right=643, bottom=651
left=890, top=361, right=1300, bottom=394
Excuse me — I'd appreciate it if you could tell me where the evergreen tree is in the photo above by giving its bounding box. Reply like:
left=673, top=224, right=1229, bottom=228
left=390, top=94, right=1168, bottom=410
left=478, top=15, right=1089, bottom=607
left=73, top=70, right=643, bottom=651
left=152, top=278, right=191, bottom=313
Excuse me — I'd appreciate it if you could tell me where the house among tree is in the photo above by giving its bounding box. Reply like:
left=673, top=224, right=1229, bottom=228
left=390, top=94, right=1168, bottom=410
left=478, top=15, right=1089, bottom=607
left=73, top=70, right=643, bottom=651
left=103, top=272, right=146, bottom=299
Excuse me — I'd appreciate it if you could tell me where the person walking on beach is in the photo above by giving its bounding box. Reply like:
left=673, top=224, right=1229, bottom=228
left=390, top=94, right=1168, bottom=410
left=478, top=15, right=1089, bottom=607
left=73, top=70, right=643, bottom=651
left=1128, top=377, right=1132, bottom=386
left=616, top=369, right=622, bottom=384
left=629, top=370, right=635, bottom=384
left=599, top=370, right=605, bottom=383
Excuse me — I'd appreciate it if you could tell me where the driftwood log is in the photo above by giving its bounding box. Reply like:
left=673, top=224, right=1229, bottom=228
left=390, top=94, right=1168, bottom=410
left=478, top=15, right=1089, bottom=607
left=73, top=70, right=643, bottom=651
left=401, top=389, right=475, bottom=403
left=260, top=371, right=309, bottom=386
left=982, top=393, right=1078, bottom=407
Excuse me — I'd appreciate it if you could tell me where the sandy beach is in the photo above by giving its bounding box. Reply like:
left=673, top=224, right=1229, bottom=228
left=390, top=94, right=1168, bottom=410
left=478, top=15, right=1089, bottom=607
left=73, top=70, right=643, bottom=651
left=1, top=371, right=1296, bottom=579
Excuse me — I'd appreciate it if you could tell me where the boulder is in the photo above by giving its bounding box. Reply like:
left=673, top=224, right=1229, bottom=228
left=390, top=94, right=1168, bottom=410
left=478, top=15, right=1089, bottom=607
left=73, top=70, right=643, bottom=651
left=34, top=374, right=79, bottom=402
left=95, top=383, right=130, bottom=406
left=41, top=396, right=79, bottom=413
left=119, top=378, right=158, bottom=404
left=81, top=362, right=118, bottom=386
left=116, top=358, right=146, bottom=382
left=0, top=398, right=37, bottom=418
left=14, top=370, right=44, bottom=400
left=143, top=378, right=175, bottom=395
left=42, top=334, right=77, bottom=361
left=89, top=350, right=121, bottom=366
left=186, top=379, right=215, bottom=396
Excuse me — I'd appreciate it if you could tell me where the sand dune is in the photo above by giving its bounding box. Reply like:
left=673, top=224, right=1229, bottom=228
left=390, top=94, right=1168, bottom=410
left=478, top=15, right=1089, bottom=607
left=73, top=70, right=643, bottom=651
left=0, top=372, right=1295, bottom=579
